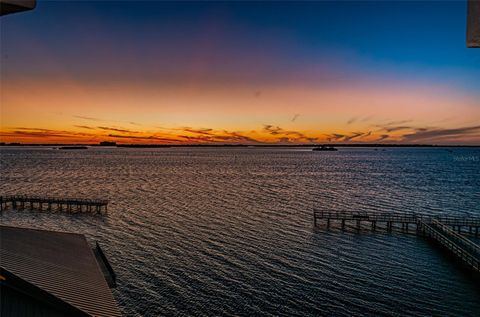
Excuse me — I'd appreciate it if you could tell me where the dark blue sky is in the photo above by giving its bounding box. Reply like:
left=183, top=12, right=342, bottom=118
left=2, top=1, right=478, bottom=92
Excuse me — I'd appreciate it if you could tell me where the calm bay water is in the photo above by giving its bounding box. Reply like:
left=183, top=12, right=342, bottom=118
left=1, top=147, right=479, bottom=316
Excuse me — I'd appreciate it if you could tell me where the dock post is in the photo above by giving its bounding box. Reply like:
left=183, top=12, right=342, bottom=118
left=313, top=213, right=317, bottom=227
left=356, top=220, right=360, bottom=230
left=458, top=226, right=461, bottom=233
left=372, top=221, right=376, bottom=231
left=476, top=227, right=479, bottom=237
left=341, top=219, right=345, bottom=230
left=327, top=218, right=330, bottom=228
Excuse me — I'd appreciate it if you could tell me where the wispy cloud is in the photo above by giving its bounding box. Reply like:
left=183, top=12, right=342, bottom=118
left=108, top=134, right=178, bottom=142
left=347, top=115, right=373, bottom=125
left=178, top=131, right=262, bottom=144
left=98, top=126, right=138, bottom=133
left=74, top=125, right=95, bottom=130
left=182, top=127, right=214, bottom=135
left=325, top=133, right=345, bottom=142
left=380, top=125, right=413, bottom=133
left=2, top=127, right=97, bottom=139
left=373, top=119, right=415, bottom=133
left=343, top=132, right=364, bottom=141
left=347, top=117, right=358, bottom=125
left=74, top=115, right=101, bottom=121
left=385, top=120, right=412, bottom=126
left=263, top=124, right=317, bottom=142
left=401, top=125, right=480, bottom=142
left=376, top=134, right=389, bottom=141
left=215, top=132, right=261, bottom=143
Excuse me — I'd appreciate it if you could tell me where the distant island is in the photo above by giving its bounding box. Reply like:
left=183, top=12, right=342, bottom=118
left=59, top=146, right=88, bottom=150
left=1, top=142, right=479, bottom=148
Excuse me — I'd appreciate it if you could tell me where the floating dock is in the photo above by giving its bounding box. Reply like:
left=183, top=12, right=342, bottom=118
left=0, top=195, right=108, bottom=214
left=313, top=211, right=480, bottom=273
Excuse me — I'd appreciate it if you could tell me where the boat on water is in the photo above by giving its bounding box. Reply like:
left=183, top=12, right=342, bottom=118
left=312, top=145, right=338, bottom=151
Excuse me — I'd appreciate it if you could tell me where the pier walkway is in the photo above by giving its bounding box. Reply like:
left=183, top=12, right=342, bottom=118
left=313, top=211, right=480, bottom=273
left=0, top=195, right=108, bottom=214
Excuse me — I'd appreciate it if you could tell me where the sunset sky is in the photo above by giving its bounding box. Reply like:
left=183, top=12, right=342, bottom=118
left=1, top=1, right=479, bottom=144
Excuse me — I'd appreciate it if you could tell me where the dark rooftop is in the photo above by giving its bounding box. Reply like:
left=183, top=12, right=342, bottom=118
left=0, top=225, right=121, bottom=317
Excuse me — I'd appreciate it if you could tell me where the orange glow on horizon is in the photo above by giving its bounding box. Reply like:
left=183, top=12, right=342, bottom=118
left=1, top=78, right=479, bottom=145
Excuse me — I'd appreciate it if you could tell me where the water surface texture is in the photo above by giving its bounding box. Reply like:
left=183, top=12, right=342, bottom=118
left=1, top=147, right=479, bottom=316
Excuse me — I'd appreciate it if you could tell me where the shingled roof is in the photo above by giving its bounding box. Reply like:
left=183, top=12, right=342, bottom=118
left=0, top=225, right=121, bottom=317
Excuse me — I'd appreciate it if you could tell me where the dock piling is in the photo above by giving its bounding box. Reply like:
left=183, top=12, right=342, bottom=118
left=0, top=195, right=109, bottom=215
left=313, top=210, right=480, bottom=273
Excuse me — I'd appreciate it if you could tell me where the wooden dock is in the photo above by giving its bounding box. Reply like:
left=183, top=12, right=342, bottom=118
left=313, top=211, right=480, bottom=273
left=0, top=195, right=108, bottom=214
left=418, top=219, right=480, bottom=272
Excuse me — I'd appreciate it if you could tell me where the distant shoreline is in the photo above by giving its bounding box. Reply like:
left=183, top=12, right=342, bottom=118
left=1, top=143, right=479, bottom=148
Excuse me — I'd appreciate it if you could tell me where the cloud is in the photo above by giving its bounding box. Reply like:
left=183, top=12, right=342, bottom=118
left=343, top=132, right=364, bottom=141
left=325, top=131, right=369, bottom=142
left=10, top=130, right=77, bottom=138
left=381, top=126, right=413, bottom=133
left=179, top=135, right=213, bottom=142
left=347, top=117, right=358, bottom=125
left=325, top=133, right=345, bottom=142
left=385, top=120, right=412, bottom=126
left=177, top=131, right=262, bottom=144
left=74, top=115, right=101, bottom=121
left=374, top=119, right=415, bottom=133
left=291, top=114, right=300, bottom=122
left=263, top=125, right=282, bottom=135
left=98, top=126, right=138, bottom=133
left=108, top=134, right=177, bottom=142
left=401, top=125, right=480, bottom=142
left=263, top=124, right=317, bottom=142
left=348, top=115, right=373, bottom=125
left=376, top=134, right=389, bottom=141
left=182, top=127, right=214, bottom=135
left=74, top=125, right=95, bottom=130
left=2, top=127, right=97, bottom=139
left=215, top=131, right=262, bottom=143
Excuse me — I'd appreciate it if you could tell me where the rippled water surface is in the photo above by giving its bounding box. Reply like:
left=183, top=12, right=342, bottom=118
left=1, top=147, right=479, bottom=316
